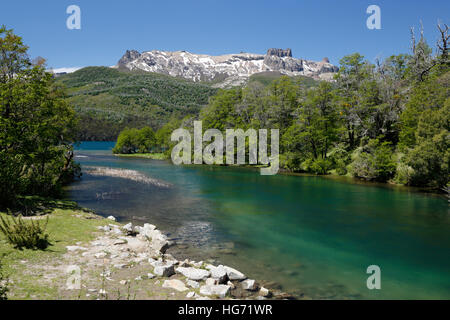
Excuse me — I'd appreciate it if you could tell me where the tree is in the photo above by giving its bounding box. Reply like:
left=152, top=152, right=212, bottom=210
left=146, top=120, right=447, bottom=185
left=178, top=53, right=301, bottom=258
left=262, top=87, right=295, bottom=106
left=0, top=26, right=78, bottom=208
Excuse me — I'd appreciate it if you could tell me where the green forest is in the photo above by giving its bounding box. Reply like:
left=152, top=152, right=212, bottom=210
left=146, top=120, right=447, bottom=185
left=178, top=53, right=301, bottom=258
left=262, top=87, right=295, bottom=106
left=56, top=66, right=217, bottom=141
left=114, top=26, right=449, bottom=190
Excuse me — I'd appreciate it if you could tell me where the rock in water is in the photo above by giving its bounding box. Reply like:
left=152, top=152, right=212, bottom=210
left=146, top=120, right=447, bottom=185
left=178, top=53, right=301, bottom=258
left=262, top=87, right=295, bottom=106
left=223, top=266, right=246, bottom=281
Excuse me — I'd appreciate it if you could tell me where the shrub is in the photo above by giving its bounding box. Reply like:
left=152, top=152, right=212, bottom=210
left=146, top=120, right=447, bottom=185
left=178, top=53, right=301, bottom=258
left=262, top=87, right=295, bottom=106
left=0, top=215, right=50, bottom=250
left=302, top=158, right=332, bottom=175
left=350, top=139, right=396, bottom=182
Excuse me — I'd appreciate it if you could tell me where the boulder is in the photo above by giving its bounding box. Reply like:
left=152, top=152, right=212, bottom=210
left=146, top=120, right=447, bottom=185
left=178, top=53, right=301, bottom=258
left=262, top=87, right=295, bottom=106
left=206, top=265, right=228, bottom=284
left=175, top=267, right=210, bottom=281
left=259, top=287, right=271, bottom=298
left=107, top=216, right=116, bottom=221
left=205, top=278, right=218, bottom=286
left=241, top=279, right=257, bottom=291
left=122, top=223, right=133, bottom=234
left=200, top=284, right=231, bottom=298
left=154, top=263, right=175, bottom=277
left=186, top=291, right=196, bottom=298
left=162, top=279, right=188, bottom=292
left=186, top=279, right=200, bottom=289
left=151, top=239, right=170, bottom=254
left=223, top=266, right=246, bottom=281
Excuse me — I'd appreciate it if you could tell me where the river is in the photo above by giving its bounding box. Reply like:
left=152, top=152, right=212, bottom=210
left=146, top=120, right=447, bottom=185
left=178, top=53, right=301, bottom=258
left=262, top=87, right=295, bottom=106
left=65, top=141, right=450, bottom=299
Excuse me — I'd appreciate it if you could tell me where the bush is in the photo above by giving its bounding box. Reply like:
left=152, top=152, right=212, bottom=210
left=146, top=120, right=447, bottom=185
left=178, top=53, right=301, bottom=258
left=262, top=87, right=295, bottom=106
left=0, top=215, right=50, bottom=250
left=302, top=158, right=332, bottom=175
left=350, top=139, right=396, bottom=182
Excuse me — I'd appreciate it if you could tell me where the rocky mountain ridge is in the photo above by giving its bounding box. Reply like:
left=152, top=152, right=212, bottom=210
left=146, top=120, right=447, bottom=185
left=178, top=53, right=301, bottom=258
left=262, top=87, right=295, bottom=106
left=117, top=48, right=338, bottom=87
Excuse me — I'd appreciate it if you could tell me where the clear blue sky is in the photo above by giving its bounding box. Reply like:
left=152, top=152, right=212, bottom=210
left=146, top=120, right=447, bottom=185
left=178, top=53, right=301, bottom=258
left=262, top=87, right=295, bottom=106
left=1, top=0, right=448, bottom=69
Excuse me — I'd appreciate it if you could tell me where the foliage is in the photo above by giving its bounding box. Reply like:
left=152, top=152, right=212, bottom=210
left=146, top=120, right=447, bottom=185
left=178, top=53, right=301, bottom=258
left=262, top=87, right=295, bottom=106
left=0, top=214, right=49, bottom=250
left=112, top=126, right=157, bottom=154
left=0, top=26, right=79, bottom=208
left=350, top=138, right=396, bottom=182
left=57, top=66, right=217, bottom=140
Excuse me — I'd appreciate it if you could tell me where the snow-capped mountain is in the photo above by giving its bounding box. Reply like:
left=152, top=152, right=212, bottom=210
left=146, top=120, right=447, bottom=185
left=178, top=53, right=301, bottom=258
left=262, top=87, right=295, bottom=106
left=117, top=48, right=338, bottom=87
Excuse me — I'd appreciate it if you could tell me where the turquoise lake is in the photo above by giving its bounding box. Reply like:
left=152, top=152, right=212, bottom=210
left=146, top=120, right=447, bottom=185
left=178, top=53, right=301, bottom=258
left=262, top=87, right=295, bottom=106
left=67, top=141, right=450, bottom=299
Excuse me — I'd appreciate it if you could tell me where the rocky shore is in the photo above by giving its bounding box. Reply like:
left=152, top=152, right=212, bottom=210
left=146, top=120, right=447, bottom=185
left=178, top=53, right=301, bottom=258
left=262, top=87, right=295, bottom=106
left=64, top=215, right=294, bottom=300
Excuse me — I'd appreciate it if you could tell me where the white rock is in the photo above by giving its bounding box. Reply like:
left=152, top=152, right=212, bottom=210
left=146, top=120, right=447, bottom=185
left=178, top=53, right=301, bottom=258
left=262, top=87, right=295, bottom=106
left=259, top=287, right=271, bottom=297
left=119, top=280, right=129, bottom=285
left=186, top=291, right=195, bottom=298
left=123, top=223, right=133, bottom=233
left=223, top=266, right=246, bottom=280
left=147, top=273, right=155, bottom=279
left=97, top=225, right=111, bottom=232
left=66, top=246, right=87, bottom=252
left=186, top=279, right=200, bottom=289
left=162, top=279, right=188, bottom=292
left=205, top=278, right=218, bottom=286
left=107, top=216, right=116, bottom=221
left=175, top=267, right=210, bottom=281
left=114, top=263, right=127, bottom=269
left=192, top=261, right=203, bottom=268
left=154, top=263, right=175, bottom=277
left=196, top=296, right=211, bottom=300
left=227, top=281, right=235, bottom=289
left=179, top=259, right=190, bottom=267
left=242, top=279, right=256, bottom=291
left=151, top=239, right=170, bottom=254
left=206, top=265, right=228, bottom=283
left=94, top=252, right=107, bottom=259
left=200, top=284, right=231, bottom=298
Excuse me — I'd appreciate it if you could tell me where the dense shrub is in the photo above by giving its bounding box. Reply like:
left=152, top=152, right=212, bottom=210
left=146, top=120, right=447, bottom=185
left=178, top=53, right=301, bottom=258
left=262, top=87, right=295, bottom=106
left=112, top=126, right=157, bottom=154
left=350, top=139, right=396, bottom=182
left=0, top=215, right=50, bottom=250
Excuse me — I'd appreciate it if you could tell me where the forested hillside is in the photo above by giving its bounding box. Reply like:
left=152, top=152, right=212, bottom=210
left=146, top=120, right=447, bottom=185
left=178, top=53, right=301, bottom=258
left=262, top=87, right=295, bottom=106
left=57, top=67, right=218, bottom=140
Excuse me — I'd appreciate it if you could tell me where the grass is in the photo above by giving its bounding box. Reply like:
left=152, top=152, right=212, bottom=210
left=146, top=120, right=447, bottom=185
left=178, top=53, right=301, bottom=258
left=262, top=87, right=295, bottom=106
left=0, top=199, right=120, bottom=300
left=115, top=153, right=168, bottom=160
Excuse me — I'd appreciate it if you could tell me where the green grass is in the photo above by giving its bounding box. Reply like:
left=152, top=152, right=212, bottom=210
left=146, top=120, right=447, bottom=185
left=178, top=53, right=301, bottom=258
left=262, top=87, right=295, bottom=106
left=115, top=153, right=168, bottom=160
left=0, top=199, right=120, bottom=300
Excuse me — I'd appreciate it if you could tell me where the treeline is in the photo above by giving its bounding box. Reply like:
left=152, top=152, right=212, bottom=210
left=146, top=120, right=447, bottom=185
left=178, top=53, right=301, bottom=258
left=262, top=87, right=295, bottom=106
left=143, top=25, right=449, bottom=190
left=0, top=26, right=79, bottom=208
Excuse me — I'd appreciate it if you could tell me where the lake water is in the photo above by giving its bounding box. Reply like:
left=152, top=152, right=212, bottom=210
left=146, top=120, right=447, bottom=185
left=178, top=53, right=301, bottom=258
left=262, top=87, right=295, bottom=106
left=66, top=141, right=450, bottom=299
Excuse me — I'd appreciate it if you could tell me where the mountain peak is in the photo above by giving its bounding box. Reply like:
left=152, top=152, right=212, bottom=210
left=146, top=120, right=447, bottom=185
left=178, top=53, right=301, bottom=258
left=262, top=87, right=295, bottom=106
left=117, top=48, right=338, bottom=87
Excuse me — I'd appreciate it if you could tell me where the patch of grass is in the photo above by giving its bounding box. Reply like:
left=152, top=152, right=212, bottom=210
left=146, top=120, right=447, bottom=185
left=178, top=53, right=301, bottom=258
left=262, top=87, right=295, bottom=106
left=0, top=200, right=117, bottom=300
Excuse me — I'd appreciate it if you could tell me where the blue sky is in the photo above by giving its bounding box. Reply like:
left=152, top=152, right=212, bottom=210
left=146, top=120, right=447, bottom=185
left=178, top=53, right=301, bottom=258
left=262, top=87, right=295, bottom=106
left=1, top=0, right=448, bottom=70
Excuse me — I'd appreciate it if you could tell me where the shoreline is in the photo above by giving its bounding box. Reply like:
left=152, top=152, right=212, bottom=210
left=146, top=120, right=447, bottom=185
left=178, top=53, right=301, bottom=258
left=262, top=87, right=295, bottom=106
left=0, top=200, right=294, bottom=300
left=111, top=151, right=446, bottom=199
